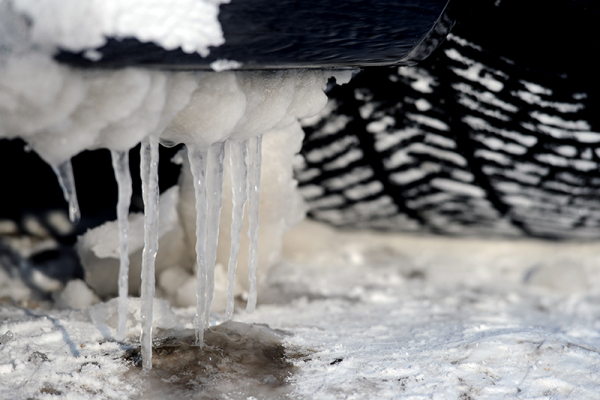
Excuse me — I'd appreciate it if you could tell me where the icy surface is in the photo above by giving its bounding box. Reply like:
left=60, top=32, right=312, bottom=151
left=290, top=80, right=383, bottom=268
left=2, top=220, right=600, bottom=398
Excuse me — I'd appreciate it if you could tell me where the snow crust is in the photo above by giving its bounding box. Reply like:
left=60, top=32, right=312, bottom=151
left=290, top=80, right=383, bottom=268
left=9, top=0, right=228, bottom=55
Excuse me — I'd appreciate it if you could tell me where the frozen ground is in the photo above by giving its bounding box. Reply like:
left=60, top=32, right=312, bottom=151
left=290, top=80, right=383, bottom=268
left=2, top=219, right=600, bottom=399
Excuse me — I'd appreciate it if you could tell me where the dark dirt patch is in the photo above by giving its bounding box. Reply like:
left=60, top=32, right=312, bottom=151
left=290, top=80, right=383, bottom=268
left=123, top=321, right=302, bottom=399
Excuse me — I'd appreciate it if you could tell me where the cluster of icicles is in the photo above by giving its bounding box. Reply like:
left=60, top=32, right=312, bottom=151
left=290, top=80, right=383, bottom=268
left=113, top=136, right=263, bottom=370
left=54, top=136, right=262, bottom=371
left=0, top=44, right=347, bottom=368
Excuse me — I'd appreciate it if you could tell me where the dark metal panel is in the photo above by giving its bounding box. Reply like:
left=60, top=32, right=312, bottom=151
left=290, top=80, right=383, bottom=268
left=55, top=0, right=452, bottom=70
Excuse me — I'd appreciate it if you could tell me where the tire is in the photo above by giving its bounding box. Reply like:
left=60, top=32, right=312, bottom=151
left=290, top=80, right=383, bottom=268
left=296, top=18, right=600, bottom=239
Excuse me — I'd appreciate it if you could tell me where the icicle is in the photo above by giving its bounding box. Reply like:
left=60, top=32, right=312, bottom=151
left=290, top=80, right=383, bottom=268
left=246, top=135, right=263, bottom=313
left=187, top=145, right=208, bottom=346
left=139, top=137, right=160, bottom=371
left=110, top=150, right=133, bottom=342
left=204, top=141, right=225, bottom=326
left=51, top=159, right=81, bottom=224
left=225, top=140, right=248, bottom=320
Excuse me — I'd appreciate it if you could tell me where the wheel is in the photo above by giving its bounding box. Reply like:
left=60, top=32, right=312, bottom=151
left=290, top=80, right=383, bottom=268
left=296, top=0, right=600, bottom=239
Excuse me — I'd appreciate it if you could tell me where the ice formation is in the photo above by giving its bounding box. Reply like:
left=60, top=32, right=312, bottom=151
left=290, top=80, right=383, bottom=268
left=0, top=12, right=357, bottom=372
left=0, top=0, right=356, bottom=370
left=1, top=66, right=345, bottom=367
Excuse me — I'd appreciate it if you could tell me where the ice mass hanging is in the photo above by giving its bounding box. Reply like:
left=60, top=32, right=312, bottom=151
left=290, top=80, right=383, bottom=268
left=0, top=0, right=354, bottom=369
left=1, top=53, right=355, bottom=372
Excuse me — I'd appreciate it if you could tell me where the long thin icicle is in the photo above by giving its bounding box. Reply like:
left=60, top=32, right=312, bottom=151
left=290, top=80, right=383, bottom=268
left=246, top=135, right=263, bottom=313
left=110, top=150, right=133, bottom=342
left=51, top=159, right=81, bottom=224
left=225, top=140, right=248, bottom=320
left=187, top=145, right=208, bottom=346
left=204, top=141, right=225, bottom=327
left=139, top=137, right=160, bottom=371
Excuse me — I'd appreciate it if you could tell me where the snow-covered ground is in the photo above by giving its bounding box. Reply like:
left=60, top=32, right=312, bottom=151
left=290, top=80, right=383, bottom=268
left=2, top=219, right=600, bottom=399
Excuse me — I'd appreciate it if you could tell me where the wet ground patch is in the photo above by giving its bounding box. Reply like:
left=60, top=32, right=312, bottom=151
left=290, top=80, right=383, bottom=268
left=123, top=321, right=298, bottom=399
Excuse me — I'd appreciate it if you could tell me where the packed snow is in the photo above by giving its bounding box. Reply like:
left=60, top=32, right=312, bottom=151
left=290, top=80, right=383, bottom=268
left=8, top=0, right=228, bottom=55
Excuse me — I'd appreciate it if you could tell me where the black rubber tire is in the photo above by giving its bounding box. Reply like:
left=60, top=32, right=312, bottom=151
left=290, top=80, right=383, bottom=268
left=296, top=3, right=600, bottom=239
